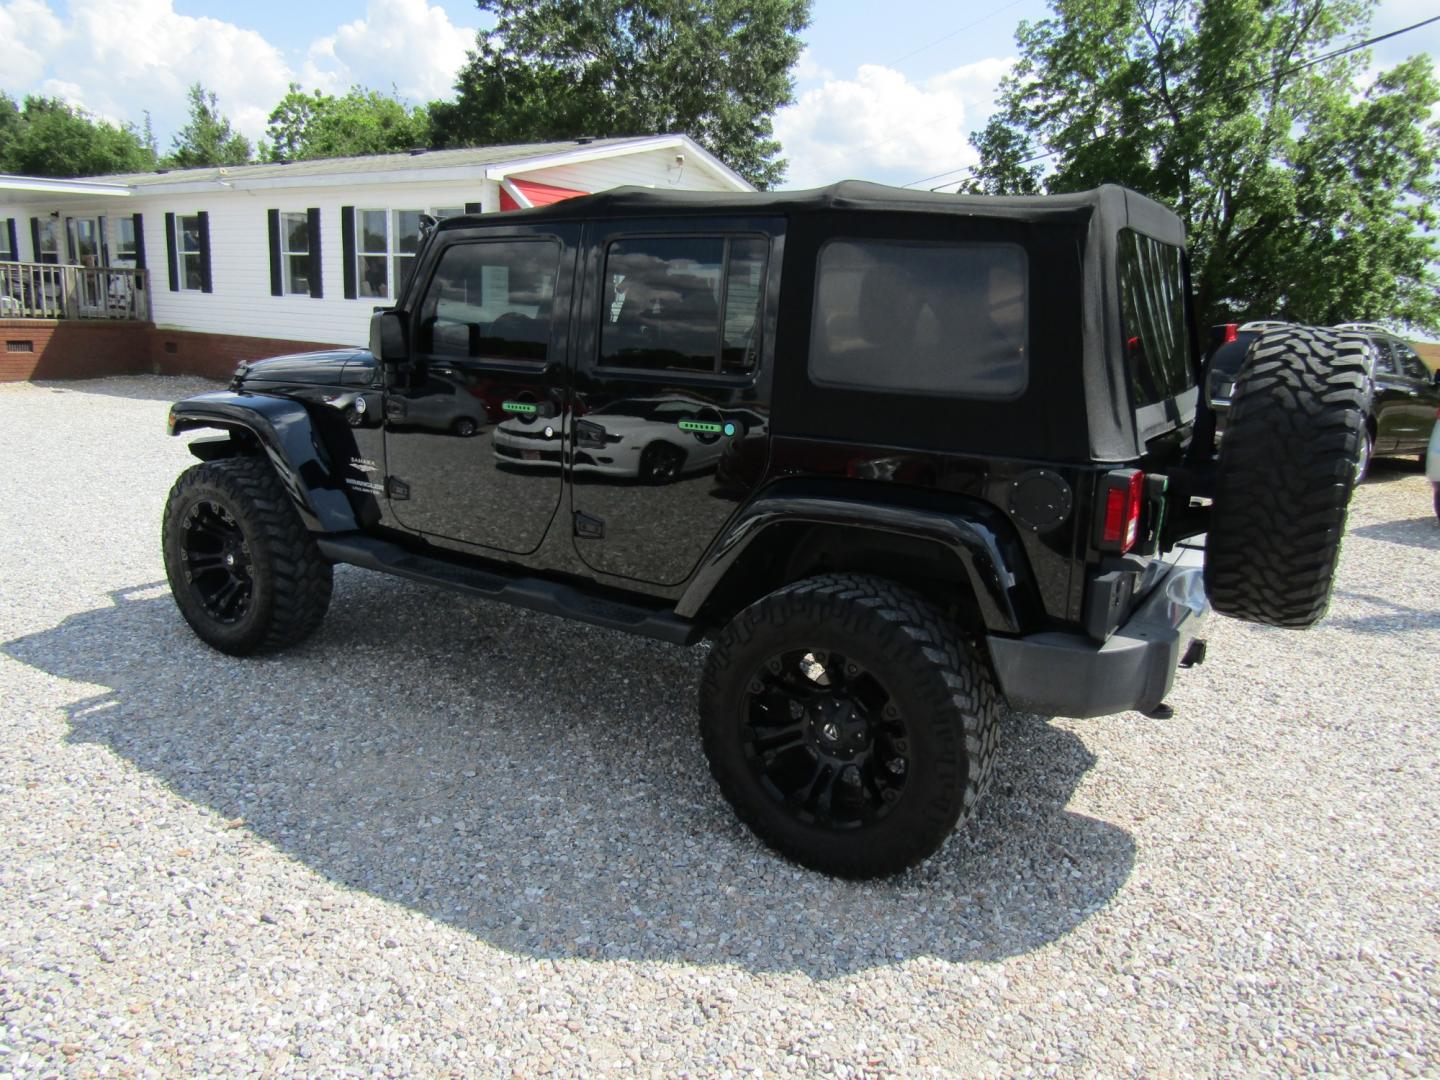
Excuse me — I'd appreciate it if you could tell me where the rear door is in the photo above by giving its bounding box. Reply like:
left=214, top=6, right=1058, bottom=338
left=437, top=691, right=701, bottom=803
left=1396, top=343, right=1439, bottom=450
left=569, top=218, right=777, bottom=586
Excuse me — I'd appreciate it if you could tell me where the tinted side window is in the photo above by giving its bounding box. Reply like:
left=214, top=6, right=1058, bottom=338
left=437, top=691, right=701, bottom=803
left=417, top=239, right=561, bottom=362
left=808, top=239, right=1028, bottom=397
left=1397, top=345, right=1429, bottom=382
left=1371, top=337, right=1397, bottom=375
left=1118, top=230, right=1196, bottom=407
left=600, top=236, right=768, bottom=375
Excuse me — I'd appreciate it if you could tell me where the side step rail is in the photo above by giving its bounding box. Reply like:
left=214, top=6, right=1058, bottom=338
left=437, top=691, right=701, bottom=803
left=316, top=534, right=701, bottom=646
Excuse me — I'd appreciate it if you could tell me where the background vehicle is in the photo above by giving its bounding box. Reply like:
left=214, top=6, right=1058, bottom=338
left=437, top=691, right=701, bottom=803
left=1333, top=323, right=1440, bottom=474
left=1428, top=409, right=1440, bottom=523
left=161, top=182, right=1369, bottom=878
left=1207, top=320, right=1439, bottom=479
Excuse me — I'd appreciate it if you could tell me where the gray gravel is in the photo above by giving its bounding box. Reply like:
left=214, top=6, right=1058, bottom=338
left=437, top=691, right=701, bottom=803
left=2, top=375, right=1438, bottom=1077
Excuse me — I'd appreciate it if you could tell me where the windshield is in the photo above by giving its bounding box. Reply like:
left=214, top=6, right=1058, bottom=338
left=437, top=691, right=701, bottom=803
left=1118, top=230, right=1196, bottom=408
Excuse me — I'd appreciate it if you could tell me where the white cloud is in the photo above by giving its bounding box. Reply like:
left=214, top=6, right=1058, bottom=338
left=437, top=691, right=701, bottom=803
left=302, top=0, right=477, bottom=103
left=0, top=0, right=480, bottom=151
left=774, top=58, right=1013, bottom=190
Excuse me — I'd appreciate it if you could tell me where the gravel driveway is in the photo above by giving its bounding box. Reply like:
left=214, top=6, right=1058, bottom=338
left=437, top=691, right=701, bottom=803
left=2, top=376, right=1437, bottom=1077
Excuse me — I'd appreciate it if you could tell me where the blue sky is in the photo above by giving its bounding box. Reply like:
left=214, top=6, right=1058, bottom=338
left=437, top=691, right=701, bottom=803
left=3, top=0, right=1437, bottom=189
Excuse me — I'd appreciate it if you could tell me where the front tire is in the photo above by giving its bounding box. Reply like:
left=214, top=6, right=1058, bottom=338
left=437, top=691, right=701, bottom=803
left=162, top=457, right=333, bottom=656
left=699, top=574, right=999, bottom=878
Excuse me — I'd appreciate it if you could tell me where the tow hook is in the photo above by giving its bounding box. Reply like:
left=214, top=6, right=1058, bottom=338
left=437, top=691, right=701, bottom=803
left=1180, top=639, right=1207, bottom=668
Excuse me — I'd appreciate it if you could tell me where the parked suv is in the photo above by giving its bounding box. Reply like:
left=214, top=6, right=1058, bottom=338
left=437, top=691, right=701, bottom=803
left=162, top=182, right=1371, bottom=877
left=1331, top=323, right=1440, bottom=476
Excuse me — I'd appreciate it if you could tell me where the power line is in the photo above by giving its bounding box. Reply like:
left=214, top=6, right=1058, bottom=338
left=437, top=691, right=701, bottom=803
left=885, top=0, right=1032, bottom=69
left=904, top=12, right=1440, bottom=190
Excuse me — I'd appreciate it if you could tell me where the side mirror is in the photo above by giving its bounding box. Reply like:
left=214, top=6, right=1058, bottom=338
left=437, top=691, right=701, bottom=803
left=369, top=309, right=407, bottom=363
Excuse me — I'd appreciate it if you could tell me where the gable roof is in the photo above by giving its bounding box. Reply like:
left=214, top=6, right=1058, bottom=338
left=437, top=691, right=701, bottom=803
left=60, top=134, right=752, bottom=193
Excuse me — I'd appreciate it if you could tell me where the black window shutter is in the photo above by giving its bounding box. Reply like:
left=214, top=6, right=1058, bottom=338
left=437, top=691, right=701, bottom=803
left=464, top=202, right=482, bottom=214
left=30, top=218, right=45, bottom=264
left=4, top=218, right=16, bottom=262
left=164, top=213, right=178, bottom=291
left=197, top=211, right=213, bottom=293
left=307, top=207, right=323, bottom=299
left=341, top=206, right=357, bottom=300
left=131, top=213, right=146, bottom=270
left=267, top=209, right=283, bottom=296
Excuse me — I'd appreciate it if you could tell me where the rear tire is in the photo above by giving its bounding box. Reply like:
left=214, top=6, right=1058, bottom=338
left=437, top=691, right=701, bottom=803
left=162, top=457, right=333, bottom=655
left=699, top=574, right=999, bottom=878
left=1204, top=326, right=1371, bottom=628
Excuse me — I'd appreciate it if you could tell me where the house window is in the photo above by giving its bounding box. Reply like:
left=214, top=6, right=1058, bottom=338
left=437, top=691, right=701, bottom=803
left=435, top=207, right=465, bottom=220
left=356, top=208, right=425, bottom=299
left=178, top=214, right=205, bottom=291
left=280, top=211, right=311, bottom=295
left=115, top=218, right=139, bottom=266
left=36, top=219, right=61, bottom=264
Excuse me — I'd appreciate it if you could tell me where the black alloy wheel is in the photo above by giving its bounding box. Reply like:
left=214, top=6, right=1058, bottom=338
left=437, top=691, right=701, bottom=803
left=741, top=648, right=910, bottom=828
left=452, top=417, right=479, bottom=438
left=701, top=574, right=999, bottom=878
left=162, top=457, right=333, bottom=655
left=180, top=499, right=253, bottom=624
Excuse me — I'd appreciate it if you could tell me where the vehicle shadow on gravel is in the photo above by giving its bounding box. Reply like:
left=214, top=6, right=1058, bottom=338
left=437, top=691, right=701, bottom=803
left=1347, top=517, right=1440, bottom=552
left=5, top=575, right=1135, bottom=978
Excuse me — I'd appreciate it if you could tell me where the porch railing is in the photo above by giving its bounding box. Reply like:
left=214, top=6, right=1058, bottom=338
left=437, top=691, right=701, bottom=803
left=0, top=261, right=150, bottom=322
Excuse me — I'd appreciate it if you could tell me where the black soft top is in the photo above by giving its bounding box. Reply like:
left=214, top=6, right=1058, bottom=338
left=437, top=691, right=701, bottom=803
left=444, top=180, right=1186, bottom=247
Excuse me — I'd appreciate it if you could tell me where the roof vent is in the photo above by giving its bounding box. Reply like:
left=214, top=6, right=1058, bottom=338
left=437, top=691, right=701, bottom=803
left=409, top=147, right=427, bottom=156
left=575, top=135, right=596, bottom=145
left=155, top=168, right=170, bottom=174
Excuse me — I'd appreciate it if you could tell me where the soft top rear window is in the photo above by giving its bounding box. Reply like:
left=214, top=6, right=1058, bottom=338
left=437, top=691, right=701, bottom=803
left=808, top=238, right=1028, bottom=398
left=1118, top=230, right=1196, bottom=407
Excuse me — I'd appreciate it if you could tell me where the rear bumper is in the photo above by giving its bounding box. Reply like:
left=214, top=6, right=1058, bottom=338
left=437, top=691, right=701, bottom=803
left=987, top=548, right=1210, bottom=719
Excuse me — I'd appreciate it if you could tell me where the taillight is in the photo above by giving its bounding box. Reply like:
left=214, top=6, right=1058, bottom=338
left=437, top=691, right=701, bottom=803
left=1097, top=469, right=1145, bottom=553
left=1221, top=323, right=1238, bottom=344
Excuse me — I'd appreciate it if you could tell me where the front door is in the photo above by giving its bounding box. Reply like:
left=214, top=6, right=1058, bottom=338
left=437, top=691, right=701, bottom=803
left=384, top=225, right=579, bottom=555
left=66, top=216, right=107, bottom=313
left=569, top=220, right=777, bottom=586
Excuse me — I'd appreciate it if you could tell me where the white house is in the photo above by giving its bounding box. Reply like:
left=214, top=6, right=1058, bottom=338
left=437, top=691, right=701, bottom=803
left=0, top=135, right=750, bottom=379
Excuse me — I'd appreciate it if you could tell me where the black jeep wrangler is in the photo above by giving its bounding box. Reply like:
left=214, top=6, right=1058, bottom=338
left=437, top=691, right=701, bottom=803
left=163, top=182, right=1370, bottom=878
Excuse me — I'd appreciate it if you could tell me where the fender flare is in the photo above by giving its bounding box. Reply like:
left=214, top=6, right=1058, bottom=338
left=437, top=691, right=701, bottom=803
left=675, top=479, right=1038, bottom=633
left=167, top=391, right=359, bottom=533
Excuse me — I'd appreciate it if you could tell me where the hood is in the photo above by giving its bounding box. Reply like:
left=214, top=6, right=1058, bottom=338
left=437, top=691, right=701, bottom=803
left=236, top=348, right=374, bottom=387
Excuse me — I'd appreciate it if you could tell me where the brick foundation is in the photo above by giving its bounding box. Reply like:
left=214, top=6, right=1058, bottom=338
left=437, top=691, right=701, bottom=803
left=0, top=319, right=348, bottom=383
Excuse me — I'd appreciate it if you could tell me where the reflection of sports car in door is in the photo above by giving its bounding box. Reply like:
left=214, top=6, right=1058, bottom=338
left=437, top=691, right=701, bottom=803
left=494, top=398, right=727, bottom=482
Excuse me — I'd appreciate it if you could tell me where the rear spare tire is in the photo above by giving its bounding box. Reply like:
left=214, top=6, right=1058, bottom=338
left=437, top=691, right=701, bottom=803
left=1204, top=326, right=1371, bottom=628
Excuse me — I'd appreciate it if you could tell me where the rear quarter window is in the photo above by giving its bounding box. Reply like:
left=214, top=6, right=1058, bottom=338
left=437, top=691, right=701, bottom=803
left=1118, top=230, right=1196, bottom=407
left=808, top=238, right=1028, bottom=398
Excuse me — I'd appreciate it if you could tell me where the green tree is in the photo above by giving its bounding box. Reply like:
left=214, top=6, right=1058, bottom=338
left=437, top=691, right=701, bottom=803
left=0, top=93, right=155, bottom=177
left=968, top=0, right=1440, bottom=333
left=266, top=84, right=431, bottom=161
left=166, top=83, right=253, bottom=168
left=430, top=0, right=811, bottom=189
